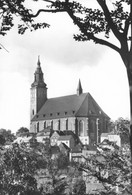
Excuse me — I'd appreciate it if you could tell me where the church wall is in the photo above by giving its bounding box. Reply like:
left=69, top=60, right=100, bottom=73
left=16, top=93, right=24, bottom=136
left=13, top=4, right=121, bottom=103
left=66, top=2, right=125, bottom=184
left=37, top=87, right=47, bottom=113
left=67, top=117, right=76, bottom=132
left=30, top=121, right=37, bottom=133
left=53, top=119, right=60, bottom=130
left=30, top=88, right=37, bottom=120
left=30, top=117, right=76, bottom=133
left=60, top=118, right=67, bottom=131
left=76, top=117, right=89, bottom=137
left=49, top=117, right=76, bottom=132
left=88, top=116, right=109, bottom=145
left=30, top=116, right=109, bottom=143
left=30, top=87, right=47, bottom=121
left=88, top=117, right=97, bottom=145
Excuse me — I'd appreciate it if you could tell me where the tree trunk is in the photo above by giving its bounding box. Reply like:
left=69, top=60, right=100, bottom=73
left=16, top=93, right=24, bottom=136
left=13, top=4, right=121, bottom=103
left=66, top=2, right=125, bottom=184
left=127, top=69, right=132, bottom=161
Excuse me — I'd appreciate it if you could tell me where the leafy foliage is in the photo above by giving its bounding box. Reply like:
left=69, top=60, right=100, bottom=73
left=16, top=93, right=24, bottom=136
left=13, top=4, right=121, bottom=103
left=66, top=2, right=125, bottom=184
left=0, top=134, right=87, bottom=195
left=0, top=0, right=49, bottom=36
left=72, top=179, right=86, bottom=195
left=49, top=0, right=130, bottom=44
left=57, top=151, right=69, bottom=169
left=16, top=127, right=29, bottom=136
left=112, top=118, right=130, bottom=145
left=0, top=142, right=40, bottom=195
left=0, top=129, right=15, bottom=144
left=79, top=143, right=131, bottom=194
left=0, top=134, right=6, bottom=145
left=35, top=141, right=69, bottom=195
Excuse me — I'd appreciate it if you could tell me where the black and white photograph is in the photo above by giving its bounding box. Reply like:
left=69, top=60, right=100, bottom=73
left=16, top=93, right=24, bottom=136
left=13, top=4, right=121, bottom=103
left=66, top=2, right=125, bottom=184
left=0, top=0, right=131, bottom=194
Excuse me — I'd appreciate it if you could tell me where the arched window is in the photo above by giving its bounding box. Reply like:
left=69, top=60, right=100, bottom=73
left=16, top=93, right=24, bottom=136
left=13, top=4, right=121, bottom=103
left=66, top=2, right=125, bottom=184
left=89, top=119, right=96, bottom=144
left=66, top=119, right=68, bottom=130
left=79, top=120, right=84, bottom=136
left=51, top=120, right=53, bottom=130
left=44, top=121, right=46, bottom=129
left=91, top=120, right=96, bottom=132
left=36, top=122, right=39, bottom=133
left=58, top=119, right=60, bottom=130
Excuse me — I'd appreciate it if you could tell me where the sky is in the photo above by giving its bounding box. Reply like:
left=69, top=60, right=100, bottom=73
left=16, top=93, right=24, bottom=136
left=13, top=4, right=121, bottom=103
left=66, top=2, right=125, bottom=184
left=0, top=0, right=130, bottom=133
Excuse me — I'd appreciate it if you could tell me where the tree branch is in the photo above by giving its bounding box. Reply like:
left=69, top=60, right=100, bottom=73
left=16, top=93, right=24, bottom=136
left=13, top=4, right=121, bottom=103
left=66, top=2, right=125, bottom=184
left=0, top=43, right=9, bottom=52
left=66, top=6, right=120, bottom=53
left=124, top=17, right=130, bottom=36
left=96, top=0, right=123, bottom=42
left=129, top=1, right=132, bottom=53
left=31, top=9, right=66, bottom=18
left=43, top=0, right=54, bottom=3
left=90, top=35, right=120, bottom=53
left=31, top=1, right=121, bottom=53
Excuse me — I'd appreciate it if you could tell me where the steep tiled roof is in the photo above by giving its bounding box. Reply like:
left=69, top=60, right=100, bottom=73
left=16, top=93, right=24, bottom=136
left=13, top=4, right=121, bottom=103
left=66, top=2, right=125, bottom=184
left=59, top=142, right=70, bottom=151
left=53, top=131, right=65, bottom=136
left=32, top=92, right=110, bottom=121
left=63, top=130, right=80, bottom=144
left=71, top=144, right=82, bottom=153
left=58, top=135, right=73, bottom=141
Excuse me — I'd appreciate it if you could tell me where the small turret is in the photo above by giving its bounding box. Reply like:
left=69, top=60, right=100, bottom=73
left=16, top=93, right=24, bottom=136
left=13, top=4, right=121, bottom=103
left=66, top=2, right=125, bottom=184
left=77, top=79, right=83, bottom=96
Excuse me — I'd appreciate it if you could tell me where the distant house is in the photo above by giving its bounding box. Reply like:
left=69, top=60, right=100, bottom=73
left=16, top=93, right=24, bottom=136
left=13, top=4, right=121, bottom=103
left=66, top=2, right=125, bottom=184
left=70, top=143, right=83, bottom=162
left=36, top=127, right=53, bottom=143
left=63, top=130, right=80, bottom=145
left=57, top=135, right=75, bottom=149
left=30, top=57, right=110, bottom=146
left=50, top=131, right=65, bottom=146
left=98, top=139, right=120, bottom=151
left=101, top=133, right=121, bottom=147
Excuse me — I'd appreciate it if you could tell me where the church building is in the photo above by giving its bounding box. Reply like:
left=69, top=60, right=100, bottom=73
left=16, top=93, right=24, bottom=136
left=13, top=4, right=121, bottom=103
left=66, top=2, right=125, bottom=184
left=30, top=57, right=110, bottom=145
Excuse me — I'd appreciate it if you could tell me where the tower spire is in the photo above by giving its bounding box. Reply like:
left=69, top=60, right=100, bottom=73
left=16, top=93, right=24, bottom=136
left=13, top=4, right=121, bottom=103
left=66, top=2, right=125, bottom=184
left=31, top=56, right=47, bottom=88
left=37, top=55, right=40, bottom=67
left=77, top=79, right=83, bottom=96
left=30, top=57, right=47, bottom=121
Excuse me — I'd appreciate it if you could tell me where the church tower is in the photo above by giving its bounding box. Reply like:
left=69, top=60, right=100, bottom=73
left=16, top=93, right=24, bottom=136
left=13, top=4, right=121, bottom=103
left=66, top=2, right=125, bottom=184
left=30, top=56, right=47, bottom=120
left=77, top=79, right=83, bottom=96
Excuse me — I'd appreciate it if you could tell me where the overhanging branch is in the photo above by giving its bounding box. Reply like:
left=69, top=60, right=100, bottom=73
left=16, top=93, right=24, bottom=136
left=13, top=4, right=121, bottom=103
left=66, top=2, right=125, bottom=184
left=43, top=0, right=54, bottom=3
left=91, top=35, right=120, bottom=53
left=96, top=0, right=123, bottom=42
left=31, top=9, right=66, bottom=18
left=30, top=1, right=120, bottom=53
left=66, top=7, right=120, bottom=54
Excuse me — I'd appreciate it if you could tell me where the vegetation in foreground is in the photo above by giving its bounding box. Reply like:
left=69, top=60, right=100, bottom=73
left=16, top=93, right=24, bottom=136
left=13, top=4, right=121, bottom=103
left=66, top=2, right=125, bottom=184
left=0, top=129, right=131, bottom=195
left=0, top=138, right=85, bottom=195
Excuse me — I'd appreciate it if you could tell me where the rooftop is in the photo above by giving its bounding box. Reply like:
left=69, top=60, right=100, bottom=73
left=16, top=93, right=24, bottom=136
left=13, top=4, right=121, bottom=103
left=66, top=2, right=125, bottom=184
left=32, top=93, right=110, bottom=121
left=58, top=135, right=73, bottom=141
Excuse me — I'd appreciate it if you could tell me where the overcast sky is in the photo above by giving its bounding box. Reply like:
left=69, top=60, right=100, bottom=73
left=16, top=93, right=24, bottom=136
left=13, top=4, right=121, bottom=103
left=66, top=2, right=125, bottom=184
left=0, top=1, right=130, bottom=133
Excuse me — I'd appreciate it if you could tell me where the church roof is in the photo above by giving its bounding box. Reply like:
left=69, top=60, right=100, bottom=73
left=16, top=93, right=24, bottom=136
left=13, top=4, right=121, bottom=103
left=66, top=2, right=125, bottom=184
left=32, top=92, right=110, bottom=121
